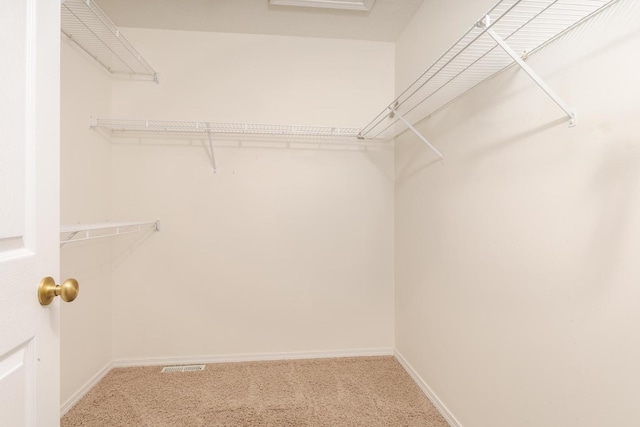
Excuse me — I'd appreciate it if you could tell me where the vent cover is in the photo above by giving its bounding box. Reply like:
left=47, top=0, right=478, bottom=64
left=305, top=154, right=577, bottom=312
left=270, top=0, right=376, bottom=12
left=161, top=365, right=206, bottom=373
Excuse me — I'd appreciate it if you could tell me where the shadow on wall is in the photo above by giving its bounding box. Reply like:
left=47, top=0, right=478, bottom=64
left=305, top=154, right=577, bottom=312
left=62, top=229, right=158, bottom=273
left=110, top=230, right=158, bottom=270
left=467, top=117, right=567, bottom=160
left=533, top=0, right=640, bottom=80
left=584, top=138, right=640, bottom=290
left=61, top=240, right=113, bottom=283
left=394, top=133, right=443, bottom=188
left=97, top=129, right=395, bottom=181
left=365, top=140, right=395, bottom=182
left=392, top=66, right=526, bottom=188
left=100, top=129, right=391, bottom=152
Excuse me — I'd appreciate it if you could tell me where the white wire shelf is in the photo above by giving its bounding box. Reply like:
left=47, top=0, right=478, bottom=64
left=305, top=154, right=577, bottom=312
left=90, top=118, right=363, bottom=139
left=60, top=221, right=159, bottom=246
left=360, top=0, right=619, bottom=140
left=91, top=118, right=371, bottom=173
left=61, top=0, right=158, bottom=81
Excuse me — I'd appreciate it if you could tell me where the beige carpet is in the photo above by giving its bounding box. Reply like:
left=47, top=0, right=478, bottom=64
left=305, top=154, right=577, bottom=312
left=61, top=356, right=448, bottom=427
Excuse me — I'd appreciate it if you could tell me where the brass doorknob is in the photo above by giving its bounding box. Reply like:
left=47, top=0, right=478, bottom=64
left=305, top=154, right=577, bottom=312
left=38, top=277, right=79, bottom=306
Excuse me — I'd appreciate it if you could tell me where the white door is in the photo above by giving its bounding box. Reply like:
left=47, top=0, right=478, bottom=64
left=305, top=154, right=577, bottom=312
left=0, top=0, right=61, bottom=426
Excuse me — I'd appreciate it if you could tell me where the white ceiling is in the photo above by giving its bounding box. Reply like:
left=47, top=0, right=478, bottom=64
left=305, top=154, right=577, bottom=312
left=93, top=0, right=424, bottom=42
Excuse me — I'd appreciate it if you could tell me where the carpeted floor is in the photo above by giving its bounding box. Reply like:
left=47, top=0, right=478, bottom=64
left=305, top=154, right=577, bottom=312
left=61, top=356, right=449, bottom=426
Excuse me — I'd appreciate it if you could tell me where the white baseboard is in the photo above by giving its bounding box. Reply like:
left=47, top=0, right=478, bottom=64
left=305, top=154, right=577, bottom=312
left=60, top=361, right=113, bottom=417
left=394, top=350, right=462, bottom=427
left=112, top=347, right=394, bottom=368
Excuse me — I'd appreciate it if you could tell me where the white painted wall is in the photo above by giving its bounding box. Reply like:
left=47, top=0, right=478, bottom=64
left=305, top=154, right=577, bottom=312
left=108, top=29, right=396, bottom=362
left=60, top=37, right=113, bottom=407
left=394, top=1, right=640, bottom=426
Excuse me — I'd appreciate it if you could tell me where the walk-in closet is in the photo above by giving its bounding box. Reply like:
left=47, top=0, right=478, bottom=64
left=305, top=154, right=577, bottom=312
left=1, top=0, right=638, bottom=425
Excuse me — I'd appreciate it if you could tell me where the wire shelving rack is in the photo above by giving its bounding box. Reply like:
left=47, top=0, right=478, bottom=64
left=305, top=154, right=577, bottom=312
left=90, top=118, right=371, bottom=173
left=83, top=0, right=621, bottom=165
left=91, top=119, right=362, bottom=139
left=61, top=0, right=158, bottom=81
left=360, top=0, right=619, bottom=157
left=60, top=221, right=159, bottom=247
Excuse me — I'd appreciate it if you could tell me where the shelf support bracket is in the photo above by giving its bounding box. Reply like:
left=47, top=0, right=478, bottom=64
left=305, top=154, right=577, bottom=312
left=206, top=126, right=218, bottom=174
left=391, top=107, right=444, bottom=160
left=480, top=15, right=576, bottom=127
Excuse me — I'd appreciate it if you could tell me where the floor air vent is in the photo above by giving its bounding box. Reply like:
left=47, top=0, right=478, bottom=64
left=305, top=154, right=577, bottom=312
left=161, top=365, right=206, bottom=373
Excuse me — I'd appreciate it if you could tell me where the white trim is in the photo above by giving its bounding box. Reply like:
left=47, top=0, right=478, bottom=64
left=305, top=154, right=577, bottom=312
left=113, top=347, right=394, bottom=368
left=394, top=350, right=462, bottom=427
left=60, top=362, right=113, bottom=416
